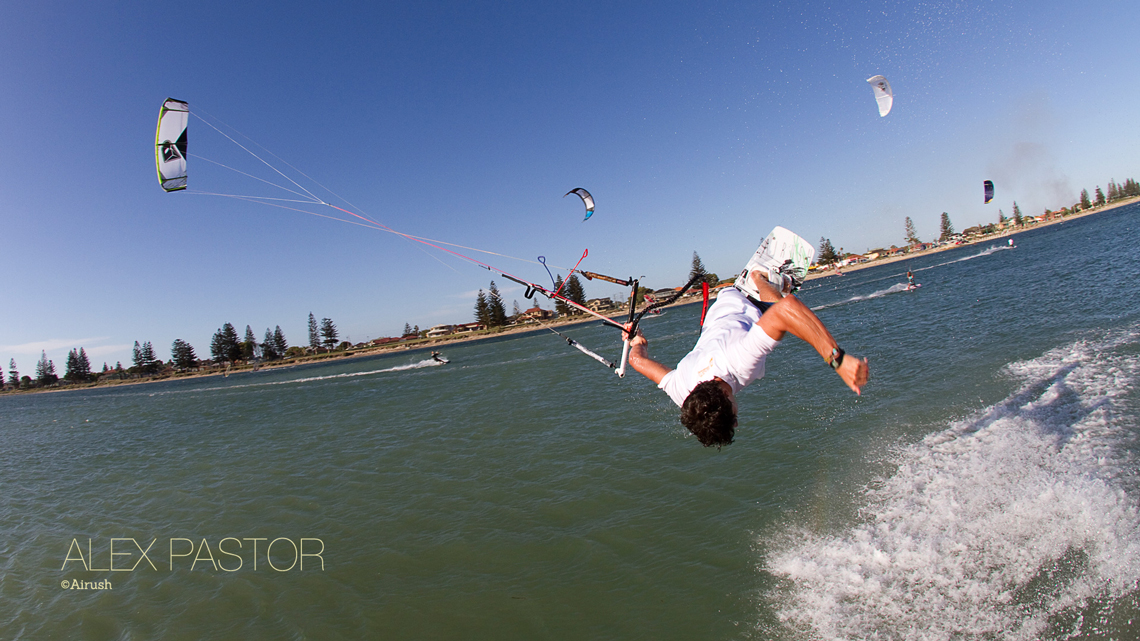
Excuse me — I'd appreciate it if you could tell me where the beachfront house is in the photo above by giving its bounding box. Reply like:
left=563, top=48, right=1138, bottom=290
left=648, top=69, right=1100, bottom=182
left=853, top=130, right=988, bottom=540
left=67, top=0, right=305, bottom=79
left=524, top=306, right=553, bottom=321
left=587, top=298, right=619, bottom=312
left=426, top=324, right=455, bottom=338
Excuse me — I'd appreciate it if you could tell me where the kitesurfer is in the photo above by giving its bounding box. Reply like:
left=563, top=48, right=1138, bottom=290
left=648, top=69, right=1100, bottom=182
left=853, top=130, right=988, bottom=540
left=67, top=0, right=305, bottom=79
left=431, top=351, right=447, bottom=364
left=623, top=270, right=869, bottom=447
left=907, top=271, right=915, bottom=288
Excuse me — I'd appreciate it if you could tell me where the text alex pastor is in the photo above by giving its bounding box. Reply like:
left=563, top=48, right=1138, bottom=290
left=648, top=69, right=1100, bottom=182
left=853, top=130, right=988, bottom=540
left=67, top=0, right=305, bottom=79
left=61, top=537, right=325, bottom=572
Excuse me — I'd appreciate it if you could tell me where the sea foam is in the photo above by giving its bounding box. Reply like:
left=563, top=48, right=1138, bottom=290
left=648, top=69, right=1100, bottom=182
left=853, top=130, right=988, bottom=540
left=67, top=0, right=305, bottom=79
left=766, top=328, right=1140, bottom=640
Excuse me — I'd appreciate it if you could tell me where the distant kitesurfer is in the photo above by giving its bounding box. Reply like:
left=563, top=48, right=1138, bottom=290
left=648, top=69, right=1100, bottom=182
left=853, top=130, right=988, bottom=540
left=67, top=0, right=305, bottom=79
left=624, top=270, right=869, bottom=447
left=907, top=271, right=915, bottom=288
left=431, top=351, right=448, bottom=364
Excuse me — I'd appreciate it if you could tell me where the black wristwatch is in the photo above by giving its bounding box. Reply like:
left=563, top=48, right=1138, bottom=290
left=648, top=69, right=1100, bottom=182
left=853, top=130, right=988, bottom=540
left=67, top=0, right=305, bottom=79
left=828, top=347, right=845, bottom=370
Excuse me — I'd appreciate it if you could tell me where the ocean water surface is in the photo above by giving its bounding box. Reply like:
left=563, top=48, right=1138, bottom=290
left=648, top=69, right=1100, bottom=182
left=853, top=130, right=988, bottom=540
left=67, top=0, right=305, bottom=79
left=2, top=204, right=1139, bottom=640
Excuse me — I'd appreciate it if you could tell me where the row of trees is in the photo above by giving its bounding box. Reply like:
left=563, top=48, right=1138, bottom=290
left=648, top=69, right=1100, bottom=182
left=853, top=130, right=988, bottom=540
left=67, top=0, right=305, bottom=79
left=815, top=177, right=1140, bottom=266
left=5, top=353, right=64, bottom=388
left=474, top=281, right=509, bottom=327
left=306, top=313, right=340, bottom=350
left=207, top=323, right=296, bottom=365
left=3, top=312, right=348, bottom=390
left=957, top=179, right=1138, bottom=245
left=471, top=274, right=593, bottom=328
left=6, top=350, right=110, bottom=389
left=552, top=275, right=587, bottom=317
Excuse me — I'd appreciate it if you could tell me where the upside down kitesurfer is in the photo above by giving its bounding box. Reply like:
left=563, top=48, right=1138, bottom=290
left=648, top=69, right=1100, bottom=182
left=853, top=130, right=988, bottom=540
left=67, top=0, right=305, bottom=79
left=623, top=270, right=869, bottom=447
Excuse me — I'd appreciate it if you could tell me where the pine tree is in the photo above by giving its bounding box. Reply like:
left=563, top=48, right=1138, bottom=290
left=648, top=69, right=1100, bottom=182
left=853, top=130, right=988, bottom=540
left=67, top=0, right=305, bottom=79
left=273, top=326, right=288, bottom=355
left=132, top=341, right=144, bottom=370
left=818, top=238, right=838, bottom=264
left=512, top=300, right=521, bottom=318
left=7, top=359, right=18, bottom=387
left=65, top=349, right=80, bottom=382
left=320, top=318, right=339, bottom=349
left=474, top=289, right=490, bottom=327
left=487, top=281, right=508, bottom=327
left=404, top=323, right=413, bottom=336
left=1012, top=202, right=1023, bottom=225
left=242, top=325, right=259, bottom=360
left=553, top=276, right=569, bottom=316
left=564, top=274, right=587, bottom=309
left=172, top=339, right=198, bottom=370
left=1080, top=188, right=1092, bottom=210
left=998, top=209, right=1007, bottom=223
left=64, top=348, right=91, bottom=381
left=904, top=217, right=921, bottom=245
left=689, top=252, right=708, bottom=282
left=262, top=329, right=278, bottom=360
left=308, top=313, right=320, bottom=348
left=211, top=323, right=241, bottom=363
left=1095, top=186, right=1106, bottom=206
left=140, top=341, right=159, bottom=374
left=210, top=330, right=227, bottom=363
left=939, top=212, right=955, bottom=241
left=1107, top=180, right=1119, bottom=201
left=35, top=351, right=57, bottom=385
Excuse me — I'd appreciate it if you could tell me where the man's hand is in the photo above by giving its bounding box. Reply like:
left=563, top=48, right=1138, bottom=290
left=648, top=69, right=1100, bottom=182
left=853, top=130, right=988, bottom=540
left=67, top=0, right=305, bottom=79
left=748, top=270, right=784, bottom=303
left=622, top=323, right=671, bottom=385
left=622, top=324, right=647, bottom=348
left=836, top=355, right=869, bottom=395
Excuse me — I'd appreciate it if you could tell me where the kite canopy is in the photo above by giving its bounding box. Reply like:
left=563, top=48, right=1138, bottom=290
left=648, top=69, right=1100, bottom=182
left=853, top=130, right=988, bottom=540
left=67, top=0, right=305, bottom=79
left=984, top=180, right=995, bottom=204
left=565, top=187, right=595, bottom=221
left=866, top=75, right=893, bottom=117
left=155, top=98, right=189, bottom=192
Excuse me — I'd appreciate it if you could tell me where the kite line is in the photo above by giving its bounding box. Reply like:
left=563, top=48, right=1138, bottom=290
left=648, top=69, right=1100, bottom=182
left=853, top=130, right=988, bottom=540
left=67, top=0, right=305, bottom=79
left=157, top=98, right=685, bottom=376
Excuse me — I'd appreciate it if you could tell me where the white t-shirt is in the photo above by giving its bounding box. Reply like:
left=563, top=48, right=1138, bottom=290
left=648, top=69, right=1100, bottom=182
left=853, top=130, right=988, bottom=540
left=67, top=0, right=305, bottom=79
left=658, top=287, right=781, bottom=407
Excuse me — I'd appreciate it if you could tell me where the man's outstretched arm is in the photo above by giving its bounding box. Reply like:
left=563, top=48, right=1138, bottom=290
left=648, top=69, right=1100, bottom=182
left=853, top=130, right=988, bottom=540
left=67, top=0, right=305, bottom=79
left=752, top=272, right=870, bottom=394
left=623, top=327, right=671, bottom=385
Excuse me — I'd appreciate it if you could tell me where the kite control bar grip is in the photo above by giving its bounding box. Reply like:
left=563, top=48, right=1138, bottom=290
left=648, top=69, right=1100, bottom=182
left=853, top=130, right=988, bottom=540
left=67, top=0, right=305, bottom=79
left=615, top=337, right=632, bottom=378
left=580, top=271, right=634, bottom=287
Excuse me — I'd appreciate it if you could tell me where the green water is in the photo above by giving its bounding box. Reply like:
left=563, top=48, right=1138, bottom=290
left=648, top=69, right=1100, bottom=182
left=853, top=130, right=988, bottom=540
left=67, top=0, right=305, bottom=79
left=3, top=205, right=1140, bottom=640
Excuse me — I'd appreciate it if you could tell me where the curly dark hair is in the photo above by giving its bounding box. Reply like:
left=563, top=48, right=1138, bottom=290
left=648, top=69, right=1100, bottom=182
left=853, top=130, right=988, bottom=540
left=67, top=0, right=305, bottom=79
left=680, top=380, right=736, bottom=447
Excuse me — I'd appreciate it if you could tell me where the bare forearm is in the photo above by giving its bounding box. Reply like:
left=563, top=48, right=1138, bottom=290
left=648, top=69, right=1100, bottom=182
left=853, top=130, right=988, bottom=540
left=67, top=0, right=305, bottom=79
left=628, top=342, right=670, bottom=385
left=623, top=327, right=672, bottom=385
left=759, top=295, right=837, bottom=358
left=759, top=295, right=869, bottom=394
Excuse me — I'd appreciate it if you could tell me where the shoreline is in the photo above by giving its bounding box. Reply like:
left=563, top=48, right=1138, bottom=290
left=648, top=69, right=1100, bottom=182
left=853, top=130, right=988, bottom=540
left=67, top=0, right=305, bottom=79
left=7, top=197, right=1135, bottom=396
left=2, top=312, right=623, bottom=395
left=803, top=196, right=1139, bottom=280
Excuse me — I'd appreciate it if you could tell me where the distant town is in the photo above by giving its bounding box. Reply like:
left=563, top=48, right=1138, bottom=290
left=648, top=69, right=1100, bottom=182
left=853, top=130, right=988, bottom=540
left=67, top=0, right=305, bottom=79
left=5, top=180, right=1137, bottom=394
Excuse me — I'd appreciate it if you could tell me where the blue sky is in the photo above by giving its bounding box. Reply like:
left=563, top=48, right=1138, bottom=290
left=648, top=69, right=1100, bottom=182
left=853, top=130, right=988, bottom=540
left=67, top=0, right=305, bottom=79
left=2, top=0, right=1138, bottom=372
